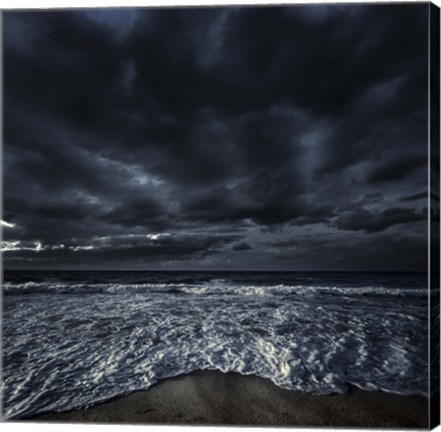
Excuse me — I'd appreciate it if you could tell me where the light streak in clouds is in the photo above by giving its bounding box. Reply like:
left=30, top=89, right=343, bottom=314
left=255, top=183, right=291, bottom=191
left=1, top=241, right=44, bottom=253
left=69, top=245, right=96, bottom=252
left=1, top=220, right=16, bottom=229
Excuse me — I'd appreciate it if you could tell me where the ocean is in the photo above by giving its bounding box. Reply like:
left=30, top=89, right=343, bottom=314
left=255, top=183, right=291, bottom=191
left=2, top=270, right=430, bottom=419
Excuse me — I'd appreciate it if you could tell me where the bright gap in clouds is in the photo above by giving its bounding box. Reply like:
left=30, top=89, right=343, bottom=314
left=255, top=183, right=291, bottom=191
left=1, top=220, right=16, bottom=229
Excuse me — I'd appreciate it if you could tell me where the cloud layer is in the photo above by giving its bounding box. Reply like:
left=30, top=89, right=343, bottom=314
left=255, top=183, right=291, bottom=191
left=3, top=3, right=431, bottom=270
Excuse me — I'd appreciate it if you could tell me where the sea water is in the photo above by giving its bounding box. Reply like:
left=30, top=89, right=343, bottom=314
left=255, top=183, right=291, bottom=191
left=2, top=270, right=431, bottom=419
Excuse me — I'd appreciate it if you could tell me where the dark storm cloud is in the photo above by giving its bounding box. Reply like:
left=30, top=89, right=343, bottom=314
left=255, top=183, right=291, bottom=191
left=400, top=192, right=428, bottom=202
left=266, top=230, right=427, bottom=272
left=367, top=157, right=427, bottom=184
left=232, top=242, right=252, bottom=252
left=334, top=207, right=425, bottom=233
left=2, top=3, right=430, bottom=270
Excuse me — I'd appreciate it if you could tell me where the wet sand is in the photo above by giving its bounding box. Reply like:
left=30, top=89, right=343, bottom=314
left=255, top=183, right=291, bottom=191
left=29, top=370, right=428, bottom=428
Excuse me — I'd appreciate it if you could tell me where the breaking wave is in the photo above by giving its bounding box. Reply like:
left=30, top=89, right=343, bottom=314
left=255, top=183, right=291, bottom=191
left=2, top=271, right=429, bottom=419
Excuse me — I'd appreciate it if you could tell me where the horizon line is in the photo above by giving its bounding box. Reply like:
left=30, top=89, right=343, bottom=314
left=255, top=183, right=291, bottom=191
left=2, top=268, right=429, bottom=273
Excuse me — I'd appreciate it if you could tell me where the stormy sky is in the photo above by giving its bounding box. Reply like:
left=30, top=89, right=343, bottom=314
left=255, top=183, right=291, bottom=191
left=2, top=3, right=432, bottom=271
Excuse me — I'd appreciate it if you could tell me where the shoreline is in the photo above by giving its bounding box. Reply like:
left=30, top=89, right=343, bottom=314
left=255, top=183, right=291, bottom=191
left=27, top=370, right=428, bottom=428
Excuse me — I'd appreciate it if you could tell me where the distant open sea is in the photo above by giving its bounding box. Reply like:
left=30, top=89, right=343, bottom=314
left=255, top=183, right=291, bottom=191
left=2, top=270, right=431, bottom=419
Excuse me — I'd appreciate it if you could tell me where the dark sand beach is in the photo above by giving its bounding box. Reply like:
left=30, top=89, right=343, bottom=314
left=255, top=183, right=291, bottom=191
left=30, top=371, right=428, bottom=428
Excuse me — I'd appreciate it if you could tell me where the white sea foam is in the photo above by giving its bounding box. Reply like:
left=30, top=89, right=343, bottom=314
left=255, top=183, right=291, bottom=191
left=3, top=280, right=430, bottom=298
left=2, top=278, right=429, bottom=419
